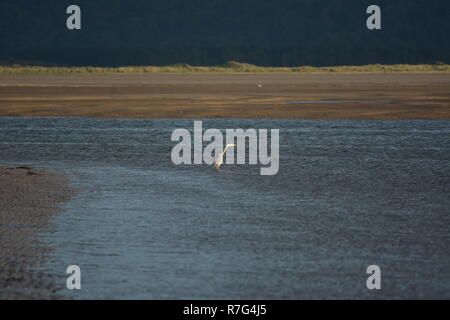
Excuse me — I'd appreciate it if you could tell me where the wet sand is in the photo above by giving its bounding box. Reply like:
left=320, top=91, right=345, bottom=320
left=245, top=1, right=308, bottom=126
left=0, top=166, right=74, bottom=299
left=0, top=74, right=449, bottom=119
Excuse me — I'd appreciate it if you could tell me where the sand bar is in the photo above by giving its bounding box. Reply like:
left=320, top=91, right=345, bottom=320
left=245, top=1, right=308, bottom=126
left=0, top=74, right=449, bottom=119
left=0, top=166, right=74, bottom=299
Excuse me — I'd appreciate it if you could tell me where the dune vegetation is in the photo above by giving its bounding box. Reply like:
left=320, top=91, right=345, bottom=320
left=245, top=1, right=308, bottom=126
left=0, top=62, right=449, bottom=75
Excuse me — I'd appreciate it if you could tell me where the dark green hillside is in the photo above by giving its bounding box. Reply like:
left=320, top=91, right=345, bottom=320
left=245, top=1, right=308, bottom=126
left=0, top=0, right=449, bottom=66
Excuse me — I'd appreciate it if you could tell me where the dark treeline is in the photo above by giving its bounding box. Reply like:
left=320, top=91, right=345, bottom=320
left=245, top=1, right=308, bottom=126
left=0, top=0, right=449, bottom=67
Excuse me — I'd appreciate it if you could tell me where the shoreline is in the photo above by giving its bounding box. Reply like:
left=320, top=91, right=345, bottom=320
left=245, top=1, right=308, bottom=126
left=0, top=166, right=75, bottom=299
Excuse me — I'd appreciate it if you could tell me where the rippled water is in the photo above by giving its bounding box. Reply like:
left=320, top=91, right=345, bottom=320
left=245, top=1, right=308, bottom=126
left=0, top=117, right=449, bottom=299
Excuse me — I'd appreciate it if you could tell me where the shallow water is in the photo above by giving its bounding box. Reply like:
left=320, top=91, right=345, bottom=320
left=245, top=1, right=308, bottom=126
left=0, top=117, right=449, bottom=299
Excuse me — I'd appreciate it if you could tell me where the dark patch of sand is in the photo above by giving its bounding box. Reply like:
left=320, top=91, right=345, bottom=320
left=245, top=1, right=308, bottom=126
left=0, top=166, right=75, bottom=299
left=0, top=74, right=449, bottom=119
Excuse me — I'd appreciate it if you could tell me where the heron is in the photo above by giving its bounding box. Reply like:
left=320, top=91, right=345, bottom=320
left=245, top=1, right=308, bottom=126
left=213, top=144, right=236, bottom=170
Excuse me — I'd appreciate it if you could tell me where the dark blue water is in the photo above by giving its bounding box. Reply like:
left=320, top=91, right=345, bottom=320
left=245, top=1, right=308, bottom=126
left=0, top=117, right=449, bottom=299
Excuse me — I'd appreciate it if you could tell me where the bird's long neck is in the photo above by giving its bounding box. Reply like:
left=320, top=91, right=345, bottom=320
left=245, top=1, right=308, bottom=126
left=223, top=144, right=234, bottom=153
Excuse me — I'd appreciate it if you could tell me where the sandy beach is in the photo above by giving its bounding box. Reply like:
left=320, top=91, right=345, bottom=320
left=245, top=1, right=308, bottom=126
left=0, top=166, right=74, bottom=299
left=0, top=73, right=449, bottom=119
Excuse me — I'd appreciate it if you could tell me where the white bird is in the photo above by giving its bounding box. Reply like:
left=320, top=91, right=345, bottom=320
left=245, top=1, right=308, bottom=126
left=213, top=144, right=236, bottom=170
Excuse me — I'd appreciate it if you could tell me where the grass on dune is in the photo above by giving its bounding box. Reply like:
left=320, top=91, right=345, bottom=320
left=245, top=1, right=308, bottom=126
left=0, top=61, right=449, bottom=75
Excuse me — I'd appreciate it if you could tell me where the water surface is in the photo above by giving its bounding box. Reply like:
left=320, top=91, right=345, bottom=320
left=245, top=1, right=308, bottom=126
left=0, top=117, right=449, bottom=299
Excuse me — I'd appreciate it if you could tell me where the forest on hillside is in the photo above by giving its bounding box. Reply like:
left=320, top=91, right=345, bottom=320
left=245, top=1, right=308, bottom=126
left=0, top=0, right=449, bottom=66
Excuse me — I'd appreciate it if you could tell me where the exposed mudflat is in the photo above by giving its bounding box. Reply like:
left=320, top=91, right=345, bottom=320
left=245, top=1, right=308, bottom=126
left=0, top=166, right=74, bottom=299
left=0, top=74, right=449, bottom=119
